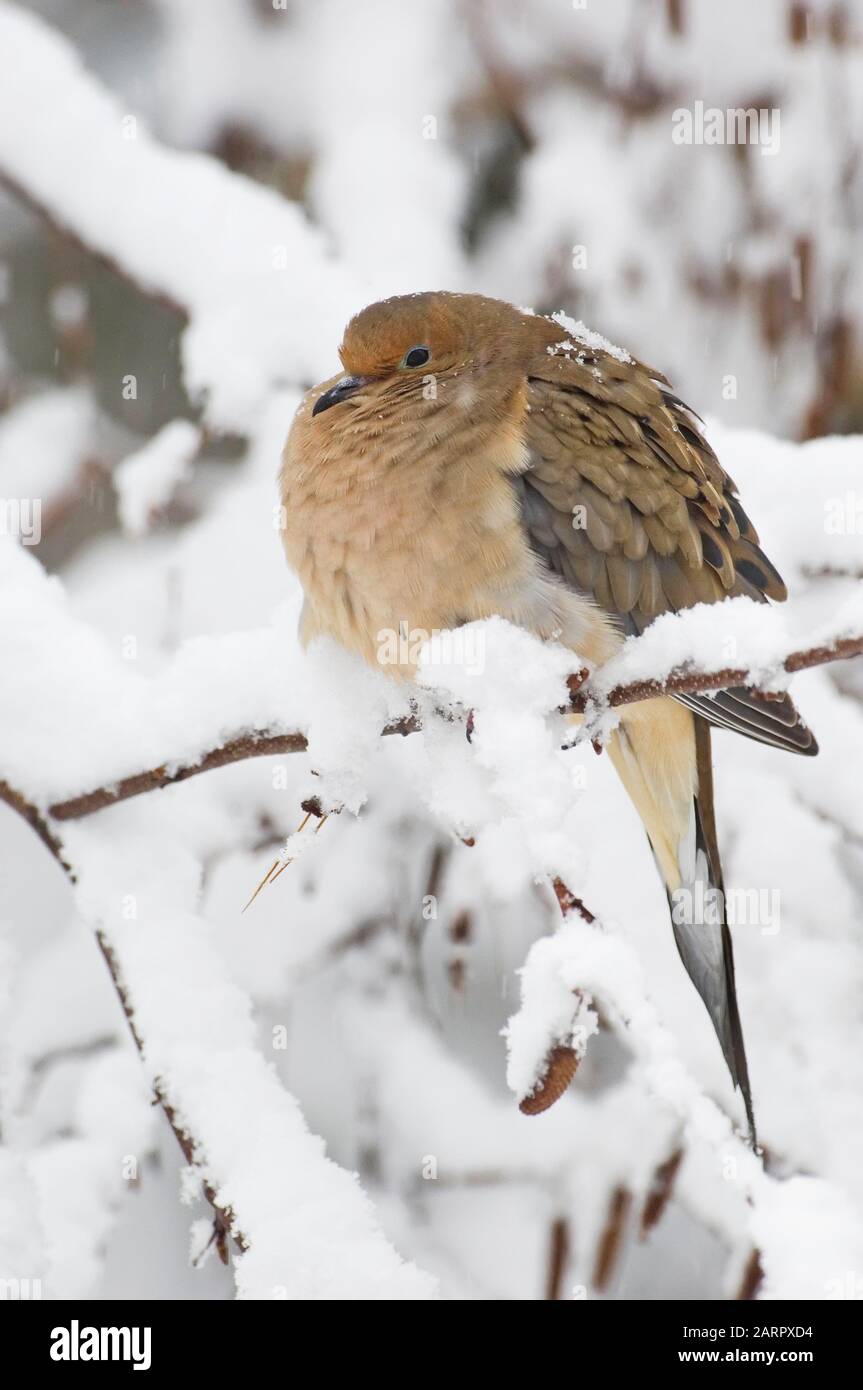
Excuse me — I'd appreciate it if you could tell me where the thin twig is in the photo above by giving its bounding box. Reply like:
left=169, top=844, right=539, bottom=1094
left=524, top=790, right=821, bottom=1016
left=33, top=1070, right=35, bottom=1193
left=592, top=1185, right=633, bottom=1291
left=737, top=1248, right=765, bottom=1300
left=586, top=634, right=863, bottom=708
left=640, top=1147, right=684, bottom=1237
left=544, top=1216, right=571, bottom=1301
left=97, top=934, right=247, bottom=1255
left=50, top=731, right=314, bottom=821
left=0, top=778, right=68, bottom=862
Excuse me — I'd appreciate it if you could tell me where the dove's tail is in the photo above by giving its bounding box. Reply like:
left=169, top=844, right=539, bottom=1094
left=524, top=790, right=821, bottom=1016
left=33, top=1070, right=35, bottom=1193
left=607, top=701, right=755, bottom=1144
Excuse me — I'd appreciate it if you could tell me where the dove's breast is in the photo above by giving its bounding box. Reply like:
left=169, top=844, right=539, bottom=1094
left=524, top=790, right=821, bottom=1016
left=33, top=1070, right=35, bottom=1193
left=280, top=401, right=619, bottom=675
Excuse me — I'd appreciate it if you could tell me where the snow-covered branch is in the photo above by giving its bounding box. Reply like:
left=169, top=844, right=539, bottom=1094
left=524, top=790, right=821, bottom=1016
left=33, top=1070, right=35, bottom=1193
left=0, top=775, right=437, bottom=1297
left=25, top=628, right=862, bottom=825
left=0, top=2, right=359, bottom=431
left=498, top=869, right=863, bottom=1299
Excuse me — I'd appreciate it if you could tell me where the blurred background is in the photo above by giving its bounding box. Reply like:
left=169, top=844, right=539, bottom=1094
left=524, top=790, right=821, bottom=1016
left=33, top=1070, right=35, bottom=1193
left=5, top=0, right=863, bottom=576
left=1, top=0, right=863, bottom=1303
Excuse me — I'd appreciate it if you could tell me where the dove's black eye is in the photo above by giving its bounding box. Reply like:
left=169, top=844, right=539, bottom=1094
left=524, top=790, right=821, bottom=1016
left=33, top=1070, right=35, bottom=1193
left=402, top=345, right=430, bottom=368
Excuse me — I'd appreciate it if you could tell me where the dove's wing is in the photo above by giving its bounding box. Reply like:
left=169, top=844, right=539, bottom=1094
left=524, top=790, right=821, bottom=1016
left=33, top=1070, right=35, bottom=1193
left=519, top=340, right=820, bottom=1141
left=521, top=345, right=816, bottom=756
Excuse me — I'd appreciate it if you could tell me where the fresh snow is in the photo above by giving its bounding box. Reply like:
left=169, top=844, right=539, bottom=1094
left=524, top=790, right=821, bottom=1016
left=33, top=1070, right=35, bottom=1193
left=115, top=420, right=201, bottom=536
left=549, top=310, right=632, bottom=363
left=1, top=0, right=863, bottom=1304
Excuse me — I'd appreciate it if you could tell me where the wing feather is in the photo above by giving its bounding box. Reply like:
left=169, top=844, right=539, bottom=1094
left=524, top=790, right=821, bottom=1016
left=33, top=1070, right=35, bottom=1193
left=521, top=343, right=817, bottom=755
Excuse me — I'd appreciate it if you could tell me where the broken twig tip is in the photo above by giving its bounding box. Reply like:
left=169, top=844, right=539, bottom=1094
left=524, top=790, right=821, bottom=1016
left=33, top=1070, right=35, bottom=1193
left=567, top=666, right=591, bottom=696
left=552, top=876, right=596, bottom=923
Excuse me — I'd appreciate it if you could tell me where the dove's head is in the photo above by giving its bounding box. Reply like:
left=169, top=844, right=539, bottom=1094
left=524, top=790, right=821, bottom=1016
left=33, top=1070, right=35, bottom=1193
left=309, top=292, right=541, bottom=426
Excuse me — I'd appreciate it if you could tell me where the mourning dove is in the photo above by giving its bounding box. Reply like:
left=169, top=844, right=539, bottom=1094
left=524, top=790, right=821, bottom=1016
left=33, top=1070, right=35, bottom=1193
left=280, top=292, right=817, bottom=1140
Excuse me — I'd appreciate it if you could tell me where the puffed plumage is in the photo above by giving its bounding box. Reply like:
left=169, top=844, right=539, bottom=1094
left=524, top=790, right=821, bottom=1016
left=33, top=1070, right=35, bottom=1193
left=280, top=291, right=818, bottom=1140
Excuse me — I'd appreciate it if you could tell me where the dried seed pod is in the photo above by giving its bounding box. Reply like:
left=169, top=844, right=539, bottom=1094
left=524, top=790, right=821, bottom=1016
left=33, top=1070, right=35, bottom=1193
left=519, top=1044, right=579, bottom=1115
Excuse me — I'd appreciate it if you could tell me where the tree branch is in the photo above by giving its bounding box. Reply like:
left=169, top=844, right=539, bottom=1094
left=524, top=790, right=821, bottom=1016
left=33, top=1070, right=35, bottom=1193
left=95, top=933, right=248, bottom=1256
left=585, top=634, right=863, bottom=708
left=0, top=169, right=187, bottom=319
left=0, top=630, right=858, bottom=1203
left=46, top=718, right=417, bottom=821
left=0, top=778, right=68, bottom=860
left=36, top=633, right=863, bottom=824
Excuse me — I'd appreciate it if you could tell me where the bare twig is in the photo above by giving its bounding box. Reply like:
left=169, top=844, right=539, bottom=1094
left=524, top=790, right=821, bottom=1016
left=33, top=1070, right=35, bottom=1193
left=640, top=1146, right=684, bottom=1237
left=552, top=876, right=596, bottom=925
left=0, top=778, right=68, bottom=863
left=49, top=731, right=312, bottom=821
left=736, top=1248, right=765, bottom=1300
left=34, top=634, right=862, bottom=826
left=544, top=1216, right=571, bottom=1301
left=592, top=1185, right=633, bottom=1291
